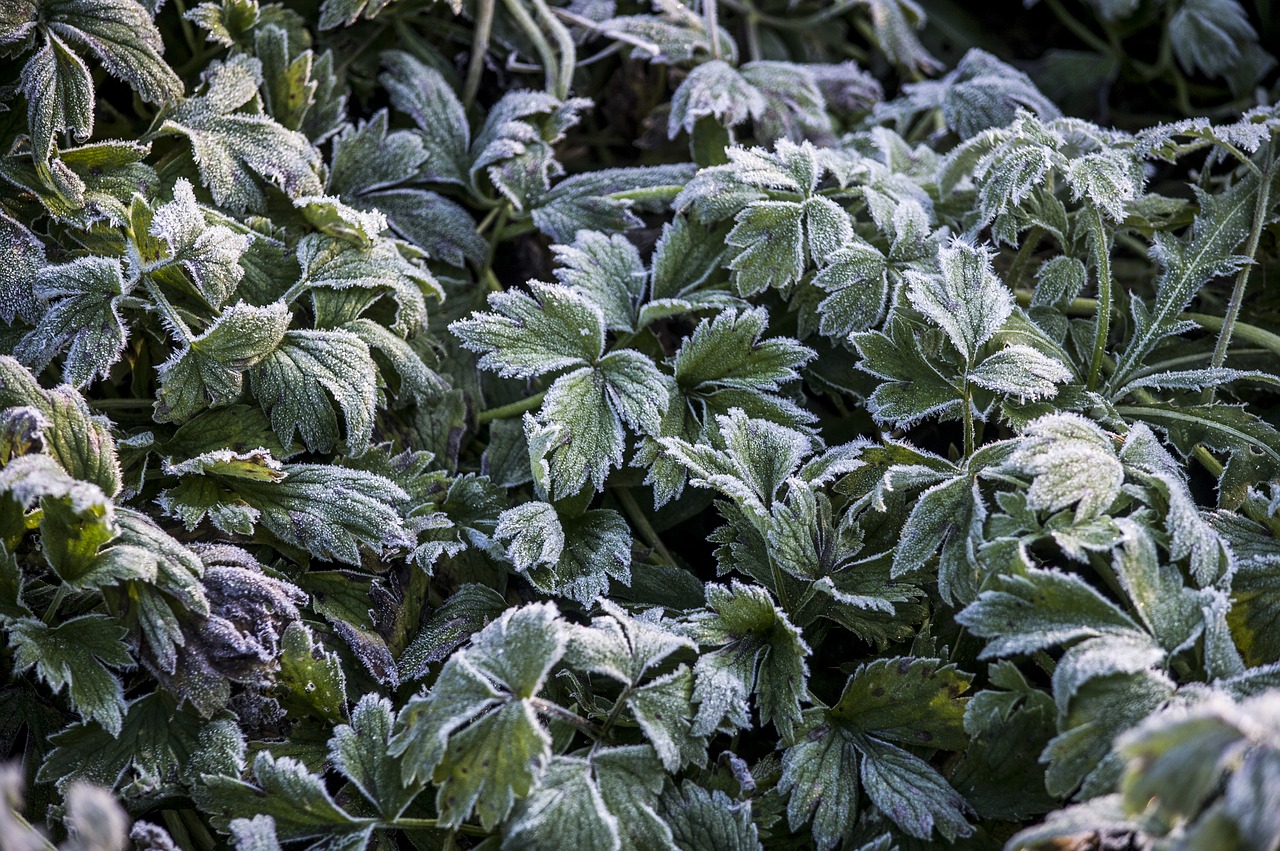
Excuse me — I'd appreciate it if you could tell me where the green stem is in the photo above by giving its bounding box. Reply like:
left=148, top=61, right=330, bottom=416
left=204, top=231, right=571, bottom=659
left=532, top=0, right=576, bottom=99
left=501, top=0, right=559, bottom=95
left=1206, top=146, right=1274, bottom=398
left=614, top=487, right=677, bottom=567
left=1084, top=205, right=1113, bottom=391
left=476, top=390, right=547, bottom=424
left=462, top=0, right=496, bottom=110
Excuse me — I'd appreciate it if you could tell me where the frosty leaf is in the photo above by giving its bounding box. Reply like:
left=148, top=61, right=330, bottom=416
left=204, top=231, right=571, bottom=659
left=157, top=54, right=322, bottom=212
left=906, top=239, right=1012, bottom=362
left=276, top=622, right=348, bottom=724
left=360, top=188, right=485, bottom=268
left=329, top=694, right=422, bottom=820
left=0, top=210, right=44, bottom=324
left=327, top=110, right=428, bottom=198
left=398, top=584, right=509, bottom=680
left=688, top=581, right=809, bottom=738
left=15, top=256, right=132, bottom=388
left=1169, top=0, right=1265, bottom=80
left=567, top=599, right=695, bottom=687
left=1007, top=413, right=1123, bottom=520
left=14, top=0, right=182, bottom=165
left=628, top=667, right=706, bottom=772
left=248, top=329, right=378, bottom=455
left=142, top=178, right=249, bottom=307
left=453, top=282, right=604, bottom=379
left=860, top=0, right=941, bottom=74
left=186, top=0, right=259, bottom=48
left=295, top=234, right=437, bottom=336
left=858, top=737, right=972, bottom=841
left=470, top=90, right=592, bottom=210
left=884, top=49, right=1059, bottom=140
left=741, top=61, right=831, bottom=144
left=167, top=462, right=411, bottom=566
left=957, top=568, right=1146, bottom=658
left=379, top=51, right=469, bottom=186
left=853, top=317, right=965, bottom=428
left=811, top=239, right=889, bottom=338
left=294, top=196, right=387, bottom=249
left=668, top=60, right=764, bottom=138
left=552, top=231, right=646, bottom=333
left=968, top=345, right=1072, bottom=402
left=528, top=350, right=668, bottom=497
left=0, top=357, right=122, bottom=494
left=518, top=164, right=673, bottom=243
left=660, top=782, right=761, bottom=851
left=21, top=30, right=93, bottom=168
left=9, top=614, right=131, bottom=735
left=496, top=502, right=632, bottom=603
left=673, top=309, right=813, bottom=396
left=1065, top=149, right=1139, bottom=223
left=780, top=658, right=972, bottom=846
left=391, top=603, right=567, bottom=830
left=727, top=196, right=850, bottom=295
left=156, top=301, right=291, bottom=423
left=1108, top=170, right=1259, bottom=392
left=200, top=751, right=371, bottom=841
left=661, top=409, right=815, bottom=519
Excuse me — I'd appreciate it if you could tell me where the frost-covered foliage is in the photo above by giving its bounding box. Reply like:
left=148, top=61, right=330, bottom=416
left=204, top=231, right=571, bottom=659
left=1, top=0, right=1280, bottom=849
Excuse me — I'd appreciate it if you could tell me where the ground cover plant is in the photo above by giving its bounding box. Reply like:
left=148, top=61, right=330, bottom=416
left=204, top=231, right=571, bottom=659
left=1, top=0, right=1280, bottom=848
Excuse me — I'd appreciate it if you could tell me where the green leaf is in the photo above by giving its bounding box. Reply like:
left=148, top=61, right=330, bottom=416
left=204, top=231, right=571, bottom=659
left=158, top=54, right=322, bottom=212
left=853, top=317, right=965, bottom=428
left=453, top=282, right=604, bottom=379
left=497, top=503, right=633, bottom=603
left=661, top=782, right=761, bottom=851
left=276, top=622, right=348, bottom=724
left=21, top=31, right=93, bottom=167
left=248, top=329, right=378, bottom=455
left=830, top=657, right=972, bottom=750
left=552, top=231, right=647, bottom=333
left=689, top=581, right=810, bottom=739
left=329, top=694, right=422, bottom=819
left=957, top=568, right=1146, bottom=658
left=15, top=256, right=132, bottom=388
left=398, top=584, right=509, bottom=681
left=9, top=614, right=131, bottom=735
left=143, top=178, right=250, bottom=307
left=628, top=667, right=706, bottom=772
left=156, top=301, right=291, bottom=422
left=568, top=599, right=695, bottom=687
left=201, top=751, right=371, bottom=841
left=668, top=60, right=765, bottom=138
left=1007, top=413, right=1124, bottom=520
left=391, top=603, right=567, bottom=829
left=906, top=238, right=1012, bottom=362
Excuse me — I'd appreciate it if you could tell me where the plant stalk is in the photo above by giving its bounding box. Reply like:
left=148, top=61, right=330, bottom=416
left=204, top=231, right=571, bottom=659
left=476, top=390, right=547, bottom=424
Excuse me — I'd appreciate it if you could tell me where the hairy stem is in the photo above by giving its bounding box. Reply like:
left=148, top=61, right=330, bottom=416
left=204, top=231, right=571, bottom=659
left=462, top=0, right=496, bottom=110
left=529, top=696, right=604, bottom=739
left=501, top=0, right=560, bottom=96
left=704, top=0, right=722, bottom=60
left=532, top=0, right=576, bottom=99
left=389, top=818, right=488, bottom=837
